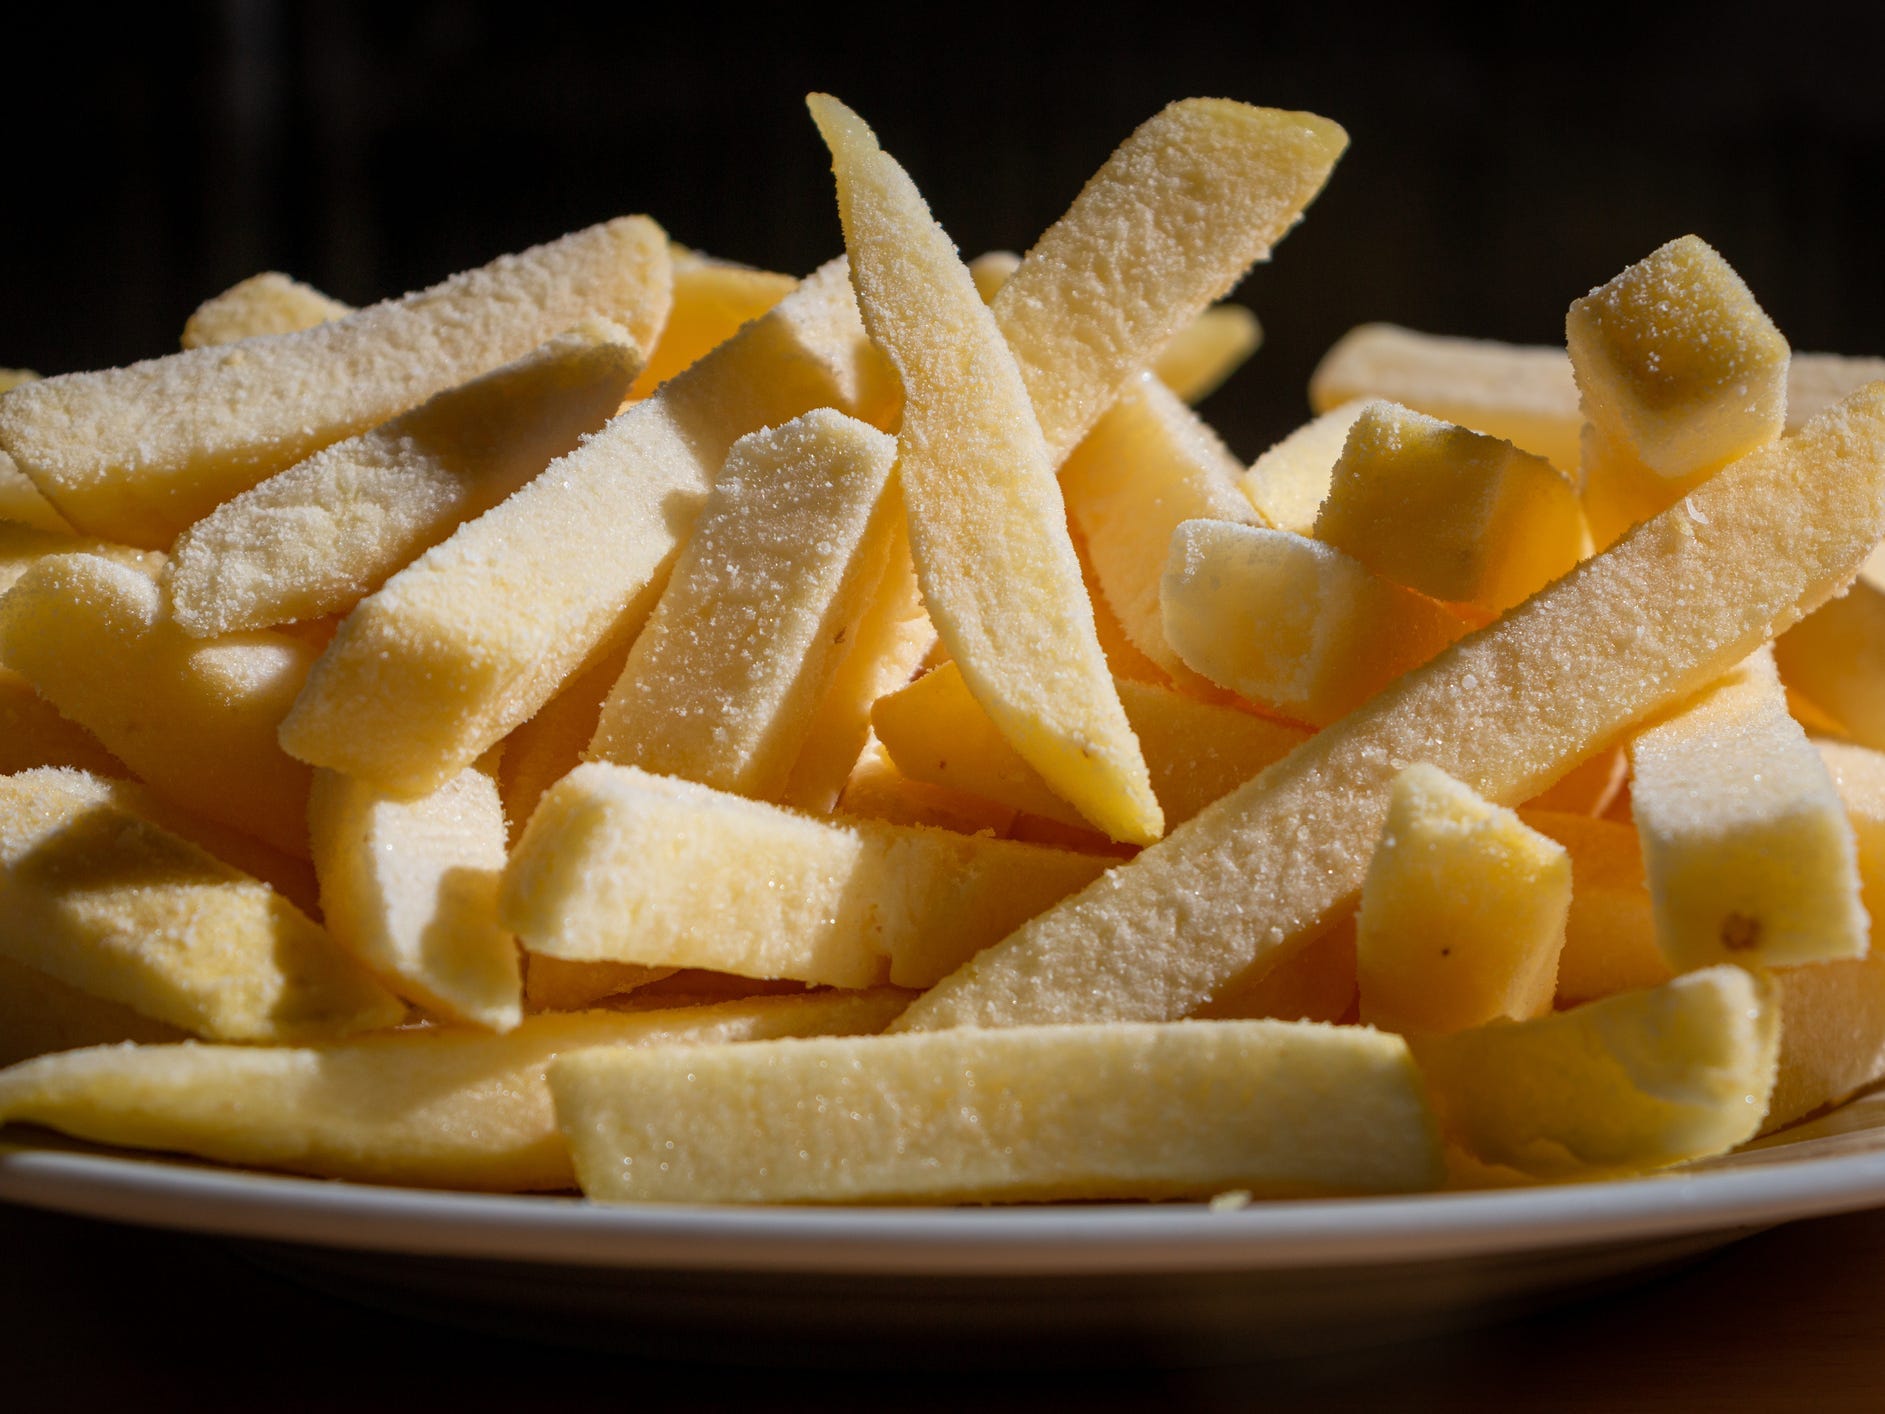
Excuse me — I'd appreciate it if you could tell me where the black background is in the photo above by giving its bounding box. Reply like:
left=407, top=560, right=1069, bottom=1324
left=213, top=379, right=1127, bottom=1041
left=5, top=3, right=1885, bottom=459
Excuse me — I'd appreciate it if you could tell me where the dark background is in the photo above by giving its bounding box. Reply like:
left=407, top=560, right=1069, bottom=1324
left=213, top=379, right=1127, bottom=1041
left=5, top=3, right=1885, bottom=460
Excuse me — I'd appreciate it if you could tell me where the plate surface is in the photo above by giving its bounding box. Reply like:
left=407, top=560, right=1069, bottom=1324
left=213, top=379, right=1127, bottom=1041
left=7, top=1092, right=1885, bottom=1361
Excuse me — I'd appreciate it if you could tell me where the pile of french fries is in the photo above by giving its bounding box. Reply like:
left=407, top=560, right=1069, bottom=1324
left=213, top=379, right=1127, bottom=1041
left=5, top=93, right=1885, bottom=1206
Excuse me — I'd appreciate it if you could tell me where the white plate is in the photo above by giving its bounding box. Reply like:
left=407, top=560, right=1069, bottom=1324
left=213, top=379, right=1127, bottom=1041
left=8, top=1093, right=1885, bottom=1360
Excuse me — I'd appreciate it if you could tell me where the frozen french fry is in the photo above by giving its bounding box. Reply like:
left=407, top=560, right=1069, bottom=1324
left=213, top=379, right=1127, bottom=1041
left=586, top=409, right=898, bottom=800
left=0, top=218, right=672, bottom=547
left=552, top=1020, right=1441, bottom=1204
left=1160, top=520, right=1465, bottom=727
left=166, top=322, right=643, bottom=637
left=0, top=553, right=316, bottom=855
left=0, top=369, right=39, bottom=393
left=1412, top=966, right=1778, bottom=1178
left=502, top=763, right=1110, bottom=990
left=1059, top=373, right=1262, bottom=685
left=277, top=257, right=890, bottom=797
left=811, top=94, right=1159, bottom=845
left=180, top=271, right=353, bottom=349
left=0, top=666, right=124, bottom=778
left=1774, top=578, right=1885, bottom=752
left=894, top=386, right=1885, bottom=1033
left=0, top=954, right=186, bottom=1070
left=1629, top=648, right=1866, bottom=970
left=309, top=761, right=521, bottom=1032
left=1194, top=919, right=1357, bottom=1024
left=1520, top=810, right=1672, bottom=1005
left=1313, top=402, right=1585, bottom=614
left=625, top=250, right=796, bottom=399
left=1153, top=305, right=1262, bottom=404
left=834, top=737, right=1019, bottom=837
left=523, top=955, right=675, bottom=1013
left=0, top=768, right=402, bottom=1042
left=1520, top=742, right=1628, bottom=817
left=1238, top=403, right=1367, bottom=535
left=0, top=450, right=70, bottom=533
left=1356, top=766, right=1569, bottom=1034
left=0, top=992, right=908, bottom=1191
left=496, top=635, right=632, bottom=842
left=0, top=520, right=162, bottom=597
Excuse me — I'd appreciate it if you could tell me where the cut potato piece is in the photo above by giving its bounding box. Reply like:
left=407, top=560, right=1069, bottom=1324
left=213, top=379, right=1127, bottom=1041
left=1520, top=741, right=1628, bottom=817
left=986, top=99, right=1345, bottom=462
left=503, top=763, right=1109, bottom=990
left=626, top=251, right=797, bottom=399
left=309, top=762, right=521, bottom=1032
left=1238, top=403, right=1367, bottom=535
left=1356, top=765, right=1569, bottom=1034
left=0, top=553, right=316, bottom=855
left=1412, top=966, right=1778, bottom=1178
left=587, top=409, right=898, bottom=800
left=1, top=521, right=164, bottom=597
left=278, top=257, right=888, bottom=797
left=0, top=954, right=186, bottom=1069
left=0, top=451, right=70, bottom=533
left=1194, top=918, right=1357, bottom=1024
left=0, top=768, right=402, bottom=1042
left=0, top=666, right=125, bottom=778
left=167, top=322, right=643, bottom=637
left=1629, top=648, right=1866, bottom=970
left=553, top=1020, right=1441, bottom=1204
left=0, top=992, right=908, bottom=1191
left=496, top=635, right=632, bottom=843
left=0, top=368, right=39, bottom=393
left=523, top=956, right=676, bottom=1013
left=873, top=660, right=1307, bottom=831
left=1765, top=741, right=1885, bottom=1132
left=834, top=737, right=1019, bottom=837
left=1520, top=810, right=1672, bottom=1005
left=0, top=218, right=671, bottom=548
left=180, top=271, right=353, bottom=349
left=1060, top=373, right=1262, bottom=685
left=811, top=94, right=1159, bottom=845
left=894, top=386, right=1885, bottom=1032
left=1314, top=402, right=1585, bottom=613
left=1153, top=305, right=1262, bottom=404
left=1774, top=578, right=1885, bottom=752
left=1161, top=520, right=1465, bottom=727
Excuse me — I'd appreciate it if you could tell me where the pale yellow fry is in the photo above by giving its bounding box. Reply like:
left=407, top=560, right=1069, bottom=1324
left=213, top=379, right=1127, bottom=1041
left=1630, top=648, right=1865, bottom=969
left=810, top=93, right=1160, bottom=845
left=552, top=1020, right=1441, bottom=1204
left=496, top=635, right=632, bottom=843
left=523, top=955, right=676, bottom=1013
left=1773, top=577, right=1885, bottom=751
left=0, top=954, right=186, bottom=1070
left=1412, top=965, right=1778, bottom=1179
left=988, top=100, right=1345, bottom=462
left=180, top=271, right=354, bottom=349
left=0, top=450, right=70, bottom=533
left=626, top=250, right=797, bottom=399
left=0, top=768, right=402, bottom=1043
left=0, top=993, right=908, bottom=1191
left=0, top=665, right=125, bottom=779
left=1520, top=810, right=1671, bottom=1006
left=0, top=520, right=163, bottom=598
left=1060, top=373, right=1261, bottom=686
left=0, top=218, right=671, bottom=548
left=1153, top=305, right=1262, bottom=403
left=586, top=409, right=898, bottom=800
left=893, top=386, right=1885, bottom=1032
left=168, top=322, right=642, bottom=637
left=278, top=258, right=890, bottom=797
left=0, top=369, right=39, bottom=393
left=1238, top=403, right=1368, bottom=534
left=309, top=761, right=521, bottom=1032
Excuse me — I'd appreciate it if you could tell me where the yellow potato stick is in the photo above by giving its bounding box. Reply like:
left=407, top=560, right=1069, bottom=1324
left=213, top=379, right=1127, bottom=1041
left=496, top=635, right=632, bottom=843
left=1519, top=741, right=1628, bottom=817
left=1774, top=578, right=1885, bottom=752
left=1238, top=403, right=1368, bottom=535
left=810, top=94, right=1161, bottom=845
left=180, top=271, right=354, bottom=349
left=1075, top=526, right=1169, bottom=684
left=0, top=218, right=671, bottom=548
left=986, top=100, right=1345, bottom=462
left=0, top=954, right=186, bottom=1070
left=1519, top=810, right=1672, bottom=1005
left=1629, top=648, right=1866, bottom=970
left=1059, top=373, right=1262, bottom=685
left=523, top=955, right=676, bottom=1013
left=1764, top=741, right=1885, bottom=1132
left=0, top=450, right=71, bottom=533
left=0, top=520, right=164, bottom=597
left=309, top=762, right=521, bottom=1032
left=834, top=737, right=1020, bottom=837
left=626, top=251, right=797, bottom=398
left=0, top=666, right=125, bottom=778
left=277, top=257, right=889, bottom=798
left=0, top=768, right=402, bottom=1042
left=0, top=553, right=316, bottom=855
left=1153, top=304, right=1262, bottom=403
left=873, top=660, right=1307, bottom=832
left=967, top=250, right=1022, bottom=302
left=0, top=368, right=40, bottom=393
left=1413, top=966, right=1778, bottom=1178
left=1310, top=325, right=1586, bottom=471
left=0, top=993, right=909, bottom=1191
left=1356, top=765, right=1569, bottom=1034
left=502, top=763, right=1110, bottom=991
left=894, top=386, right=1885, bottom=1033
left=778, top=529, right=937, bottom=815
left=586, top=410, right=899, bottom=800
left=1194, top=918, right=1357, bottom=1024
left=1160, top=520, right=1466, bottom=727
left=167, top=322, right=644, bottom=637
left=1313, top=402, right=1585, bottom=613
left=552, top=1020, right=1441, bottom=1204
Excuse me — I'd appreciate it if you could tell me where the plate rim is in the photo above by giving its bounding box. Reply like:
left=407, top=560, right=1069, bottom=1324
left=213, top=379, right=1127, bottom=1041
left=8, top=1129, right=1885, bottom=1276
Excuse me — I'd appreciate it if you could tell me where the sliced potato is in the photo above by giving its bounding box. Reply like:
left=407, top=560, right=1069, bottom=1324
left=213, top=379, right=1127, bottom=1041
left=1520, top=810, right=1671, bottom=1005
left=626, top=251, right=796, bottom=399
left=1153, top=305, right=1262, bottom=404
left=1774, top=578, right=1885, bottom=752
left=0, top=666, right=125, bottom=778
left=0, top=450, right=70, bottom=533
left=523, top=956, right=676, bottom=1014
left=180, top=271, right=353, bottom=349
left=1238, top=403, right=1368, bottom=535
left=0, top=954, right=186, bottom=1069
